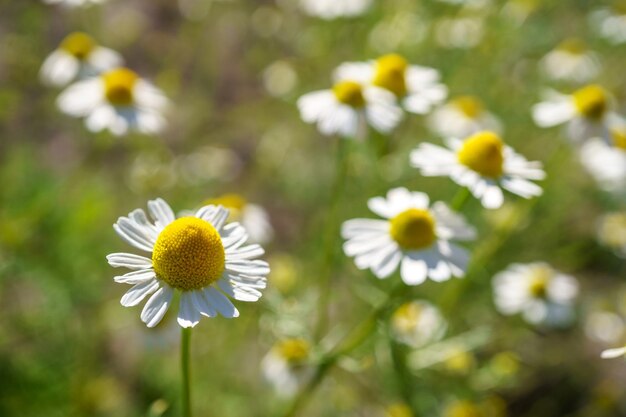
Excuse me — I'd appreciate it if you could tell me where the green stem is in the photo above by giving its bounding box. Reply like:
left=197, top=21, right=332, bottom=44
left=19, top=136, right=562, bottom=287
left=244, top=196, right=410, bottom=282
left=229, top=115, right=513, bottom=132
left=181, top=327, right=192, bottom=417
left=451, top=187, right=471, bottom=212
left=388, top=338, right=417, bottom=415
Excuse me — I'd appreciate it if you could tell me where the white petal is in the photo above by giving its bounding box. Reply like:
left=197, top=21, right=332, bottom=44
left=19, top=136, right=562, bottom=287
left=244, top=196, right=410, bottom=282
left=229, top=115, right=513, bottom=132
left=177, top=292, right=201, bottom=328
left=141, top=285, right=174, bottom=328
left=120, top=279, right=160, bottom=307
left=532, top=100, right=576, bottom=128
left=106, top=253, right=153, bottom=269
left=204, top=287, right=239, bottom=318
left=148, top=198, right=175, bottom=229
left=601, top=346, right=626, bottom=359
left=191, top=290, right=216, bottom=317
left=400, top=254, right=428, bottom=285
left=57, top=79, right=103, bottom=116
left=114, top=269, right=156, bottom=284
left=225, top=260, right=270, bottom=276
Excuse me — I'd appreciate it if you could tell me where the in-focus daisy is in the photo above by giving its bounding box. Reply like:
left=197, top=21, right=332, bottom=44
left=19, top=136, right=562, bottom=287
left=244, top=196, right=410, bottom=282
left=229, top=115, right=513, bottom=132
left=261, top=338, right=311, bottom=397
left=203, top=194, right=273, bottom=244
left=40, top=32, right=122, bottom=87
left=596, top=212, right=626, bottom=257
left=297, top=79, right=402, bottom=138
left=532, top=84, right=619, bottom=144
left=410, top=131, right=546, bottom=209
left=579, top=126, right=626, bottom=193
left=540, top=39, right=600, bottom=83
left=107, top=198, right=269, bottom=328
left=334, top=54, right=448, bottom=115
left=299, top=0, right=372, bottom=19
left=601, top=345, right=626, bottom=359
left=391, top=300, right=447, bottom=347
left=42, top=0, right=106, bottom=7
left=341, top=187, right=476, bottom=286
left=428, top=96, right=502, bottom=139
left=492, top=262, right=579, bottom=327
left=57, top=67, right=168, bottom=136
left=590, top=3, right=626, bottom=44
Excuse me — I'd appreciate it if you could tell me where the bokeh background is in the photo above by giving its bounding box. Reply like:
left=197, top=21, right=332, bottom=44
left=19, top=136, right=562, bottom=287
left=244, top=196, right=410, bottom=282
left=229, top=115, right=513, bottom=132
left=1, top=0, right=625, bottom=416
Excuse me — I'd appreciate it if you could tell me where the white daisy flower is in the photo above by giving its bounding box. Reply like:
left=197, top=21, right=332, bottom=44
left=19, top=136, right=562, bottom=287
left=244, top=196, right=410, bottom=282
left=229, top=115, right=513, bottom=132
left=299, top=0, right=372, bottom=19
left=40, top=32, right=122, bottom=87
left=107, top=198, right=269, bottom=328
left=590, top=3, right=626, bottom=44
left=42, top=0, right=106, bottom=7
left=601, top=345, right=626, bottom=359
left=334, top=54, right=448, bottom=115
left=57, top=67, right=168, bottom=136
left=532, top=84, right=618, bottom=144
left=427, top=96, right=502, bottom=139
left=202, top=194, right=273, bottom=244
left=391, top=300, right=447, bottom=348
left=540, top=39, right=600, bottom=83
left=297, top=79, right=403, bottom=138
left=596, top=212, right=626, bottom=257
left=261, top=338, right=312, bottom=397
left=492, top=262, right=579, bottom=327
left=410, top=131, right=546, bottom=209
left=579, top=125, right=626, bottom=193
left=341, top=187, right=476, bottom=286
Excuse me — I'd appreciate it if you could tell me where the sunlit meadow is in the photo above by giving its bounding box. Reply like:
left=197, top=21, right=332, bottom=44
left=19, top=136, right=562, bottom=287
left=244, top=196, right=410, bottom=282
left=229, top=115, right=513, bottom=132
left=1, top=0, right=626, bottom=416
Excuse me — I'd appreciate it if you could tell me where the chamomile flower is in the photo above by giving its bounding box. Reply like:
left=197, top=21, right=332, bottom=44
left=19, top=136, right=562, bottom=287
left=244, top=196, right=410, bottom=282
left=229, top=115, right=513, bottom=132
left=601, top=345, right=626, bottom=359
left=299, top=0, right=372, bottom=19
left=590, top=2, right=626, bottom=44
left=540, top=39, right=600, bottom=83
left=596, top=212, right=626, bottom=257
left=532, top=84, right=618, bottom=144
left=410, top=131, right=545, bottom=209
left=391, top=300, right=447, bottom=347
left=107, top=198, right=269, bottom=328
left=297, top=79, right=402, bottom=138
left=493, top=262, right=579, bottom=327
left=579, top=126, right=626, bottom=193
left=40, top=32, right=122, bottom=87
left=261, top=338, right=312, bottom=397
left=428, top=96, right=502, bottom=139
left=341, top=187, right=476, bottom=286
left=42, top=0, right=106, bottom=7
left=203, top=194, right=273, bottom=244
left=334, top=54, right=448, bottom=115
left=57, top=67, right=168, bottom=136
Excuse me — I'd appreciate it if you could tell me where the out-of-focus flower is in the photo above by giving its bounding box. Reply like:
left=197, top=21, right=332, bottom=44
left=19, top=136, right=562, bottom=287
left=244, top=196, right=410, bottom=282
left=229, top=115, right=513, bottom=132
left=203, top=194, right=273, bottom=244
left=590, top=3, right=626, bottom=44
left=261, top=338, right=311, bottom=397
left=263, top=60, right=298, bottom=97
left=299, top=0, right=372, bottom=20
left=42, top=0, right=106, bottom=7
left=579, top=126, right=626, bottom=193
left=443, top=348, right=476, bottom=375
left=57, top=67, right=168, bottom=136
left=297, top=79, right=402, bottom=138
left=335, top=54, right=448, bottom=115
left=585, top=309, right=625, bottom=345
left=493, top=262, right=579, bottom=327
left=532, top=84, right=619, bottom=144
left=341, top=187, right=476, bottom=285
left=267, top=254, right=299, bottom=294
left=368, top=13, right=429, bottom=53
left=40, top=32, right=122, bottom=87
left=410, top=131, right=545, bottom=209
left=501, top=0, right=539, bottom=26
left=428, top=96, right=502, bottom=139
left=596, top=212, right=626, bottom=257
left=385, top=403, right=413, bottom=417
left=443, top=400, right=481, bottom=417
left=540, top=39, right=600, bottom=83
left=435, top=17, right=485, bottom=49
left=391, top=300, right=447, bottom=347
left=107, top=198, right=269, bottom=328
left=601, top=345, right=626, bottom=359
left=443, top=398, right=507, bottom=417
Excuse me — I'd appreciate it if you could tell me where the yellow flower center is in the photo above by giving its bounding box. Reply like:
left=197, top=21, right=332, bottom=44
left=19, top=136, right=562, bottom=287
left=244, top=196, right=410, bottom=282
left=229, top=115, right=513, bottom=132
left=558, top=38, right=586, bottom=54
left=528, top=265, right=552, bottom=298
left=444, top=401, right=481, bottom=417
left=451, top=96, right=484, bottom=119
left=389, top=209, right=436, bottom=250
left=103, top=68, right=139, bottom=106
left=203, top=194, right=247, bottom=222
left=276, top=339, right=310, bottom=363
left=610, top=128, right=626, bottom=150
left=457, top=131, right=505, bottom=178
left=392, top=302, right=423, bottom=333
left=373, top=53, right=408, bottom=97
left=152, top=217, right=225, bottom=291
left=333, top=81, right=365, bottom=108
left=60, top=32, right=96, bottom=60
left=573, top=85, right=608, bottom=120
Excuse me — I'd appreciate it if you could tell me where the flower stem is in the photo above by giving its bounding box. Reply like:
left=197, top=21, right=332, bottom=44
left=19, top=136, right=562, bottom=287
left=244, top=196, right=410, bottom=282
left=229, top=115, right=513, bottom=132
left=451, top=187, right=471, bottom=212
left=181, top=327, right=192, bottom=417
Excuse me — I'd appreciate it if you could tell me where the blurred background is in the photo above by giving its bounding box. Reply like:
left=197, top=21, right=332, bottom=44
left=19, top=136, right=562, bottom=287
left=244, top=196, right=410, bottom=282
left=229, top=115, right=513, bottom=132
left=1, top=0, right=626, bottom=416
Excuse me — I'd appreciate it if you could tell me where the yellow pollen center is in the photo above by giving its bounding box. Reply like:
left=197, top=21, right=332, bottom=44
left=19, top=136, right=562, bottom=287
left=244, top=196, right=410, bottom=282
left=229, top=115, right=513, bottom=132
left=457, top=131, right=505, bottom=178
left=610, top=128, right=626, bottom=150
left=373, top=53, right=408, bottom=97
left=103, top=68, right=139, bottom=106
left=60, top=32, right=96, bottom=60
left=392, top=302, right=423, bottom=333
left=573, top=85, right=608, bottom=120
left=333, top=81, right=365, bottom=108
left=276, top=339, right=310, bottom=363
left=528, top=266, right=552, bottom=298
left=203, top=194, right=247, bottom=222
left=452, top=96, right=484, bottom=119
left=558, top=38, right=586, bottom=54
left=152, top=217, right=225, bottom=291
left=390, top=209, right=436, bottom=250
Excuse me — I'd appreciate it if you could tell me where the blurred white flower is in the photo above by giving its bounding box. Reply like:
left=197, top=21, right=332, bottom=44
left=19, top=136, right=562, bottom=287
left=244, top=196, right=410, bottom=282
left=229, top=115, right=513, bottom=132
left=532, top=85, right=619, bottom=144
left=410, top=131, right=545, bottom=209
left=391, top=300, right=447, bottom=347
left=202, top=194, right=273, bottom=244
left=579, top=125, right=626, bottom=193
left=342, top=187, right=476, bottom=286
left=263, top=60, right=298, bottom=97
left=493, top=262, right=579, bottom=327
left=601, top=345, right=626, bottom=359
left=57, top=67, right=168, bottom=136
left=297, top=79, right=403, bottom=138
left=428, top=96, right=502, bottom=139
left=42, top=0, right=107, bottom=7
left=107, top=198, right=269, bottom=328
left=40, top=32, right=122, bottom=87
left=585, top=310, right=625, bottom=345
left=335, top=54, right=448, bottom=115
left=435, top=17, right=485, bottom=49
left=540, top=39, right=600, bottom=83
left=590, top=4, right=626, bottom=44
left=261, top=338, right=312, bottom=397
left=299, top=0, right=372, bottom=20
left=596, top=212, right=626, bottom=257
